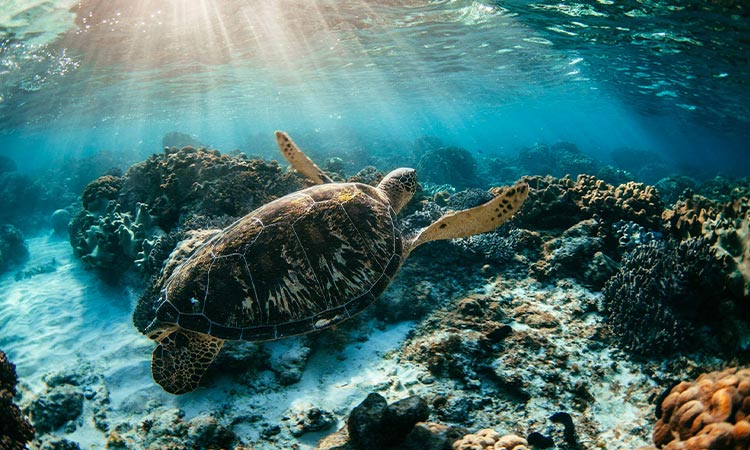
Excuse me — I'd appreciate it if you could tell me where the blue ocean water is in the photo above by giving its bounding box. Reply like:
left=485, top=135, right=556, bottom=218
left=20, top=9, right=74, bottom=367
left=2, top=2, right=750, bottom=449
left=1, top=0, right=748, bottom=175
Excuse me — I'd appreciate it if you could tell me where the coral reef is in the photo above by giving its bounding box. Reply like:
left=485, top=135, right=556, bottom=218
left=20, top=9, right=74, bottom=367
left=517, top=142, right=597, bottom=179
left=417, top=146, right=480, bottom=189
left=654, top=176, right=698, bottom=206
left=0, top=350, right=34, bottom=450
left=0, top=224, right=29, bottom=274
left=24, top=364, right=110, bottom=436
left=663, top=194, right=750, bottom=298
left=81, top=174, right=122, bottom=212
left=162, top=131, right=204, bottom=149
left=69, top=202, right=164, bottom=274
left=573, top=175, right=663, bottom=230
left=530, top=218, right=617, bottom=288
left=105, top=408, right=236, bottom=450
left=601, top=238, right=738, bottom=357
left=516, top=174, right=663, bottom=232
left=650, top=367, right=750, bottom=450
left=69, top=146, right=303, bottom=277
left=452, top=430, right=528, bottom=450
left=25, top=384, right=84, bottom=433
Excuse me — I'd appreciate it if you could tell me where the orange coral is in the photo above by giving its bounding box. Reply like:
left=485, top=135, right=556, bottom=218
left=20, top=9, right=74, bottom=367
left=452, top=429, right=528, bottom=450
left=652, top=367, right=750, bottom=450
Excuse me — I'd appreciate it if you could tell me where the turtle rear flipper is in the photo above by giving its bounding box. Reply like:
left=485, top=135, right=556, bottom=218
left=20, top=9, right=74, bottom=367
left=275, top=130, right=333, bottom=184
left=151, top=328, right=224, bottom=395
left=406, top=181, right=529, bottom=254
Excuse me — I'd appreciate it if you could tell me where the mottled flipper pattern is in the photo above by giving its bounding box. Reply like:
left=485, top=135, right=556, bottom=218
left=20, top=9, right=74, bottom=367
left=151, top=328, right=224, bottom=395
left=275, top=130, right=333, bottom=184
left=407, top=181, right=529, bottom=253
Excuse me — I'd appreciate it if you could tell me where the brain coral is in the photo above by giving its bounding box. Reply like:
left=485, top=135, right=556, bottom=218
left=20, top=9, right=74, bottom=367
left=452, top=429, right=528, bottom=450
left=651, top=367, right=750, bottom=450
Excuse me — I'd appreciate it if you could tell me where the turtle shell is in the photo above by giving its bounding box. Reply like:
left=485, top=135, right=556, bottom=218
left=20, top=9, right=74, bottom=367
left=154, top=182, right=403, bottom=341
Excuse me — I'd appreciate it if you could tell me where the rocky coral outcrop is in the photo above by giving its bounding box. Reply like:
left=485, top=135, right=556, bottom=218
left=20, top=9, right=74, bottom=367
left=530, top=218, right=617, bottom=288
left=70, top=146, right=303, bottom=277
left=105, top=408, right=236, bottom=450
left=663, top=193, right=750, bottom=298
left=162, top=131, right=204, bottom=149
left=24, top=364, right=110, bottom=436
left=516, top=174, right=664, bottom=232
left=416, top=146, right=480, bottom=189
left=650, top=367, right=750, bottom=450
left=0, top=350, right=34, bottom=450
left=518, top=142, right=597, bottom=179
left=0, top=224, right=29, bottom=274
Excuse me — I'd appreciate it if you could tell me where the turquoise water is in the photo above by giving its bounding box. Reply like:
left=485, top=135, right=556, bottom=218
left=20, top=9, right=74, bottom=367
left=2, top=0, right=748, bottom=175
left=2, top=2, right=750, bottom=448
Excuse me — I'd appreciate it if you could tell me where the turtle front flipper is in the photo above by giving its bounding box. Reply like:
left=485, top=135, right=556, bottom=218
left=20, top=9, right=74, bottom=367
left=275, top=131, right=333, bottom=184
left=151, top=328, right=224, bottom=395
left=406, top=181, right=529, bottom=255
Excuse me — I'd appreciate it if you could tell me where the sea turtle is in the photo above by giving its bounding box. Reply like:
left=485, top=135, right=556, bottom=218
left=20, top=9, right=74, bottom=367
left=138, top=131, right=528, bottom=394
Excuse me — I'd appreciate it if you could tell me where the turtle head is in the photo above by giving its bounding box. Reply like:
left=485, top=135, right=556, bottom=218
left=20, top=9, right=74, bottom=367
left=377, top=168, right=417, bottom=214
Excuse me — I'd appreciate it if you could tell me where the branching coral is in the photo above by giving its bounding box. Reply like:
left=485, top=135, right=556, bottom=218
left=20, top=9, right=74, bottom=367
left=602, top=238, right=731, bottom=356
left=651, top=367, right=750, bottom=450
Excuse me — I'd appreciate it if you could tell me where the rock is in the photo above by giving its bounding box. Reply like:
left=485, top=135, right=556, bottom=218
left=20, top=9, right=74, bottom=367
left=400, top=422, right=467, bottom=450
left=381, top=396, right=430, bottom=446
left=416, top=146, right=480, bottom=189
left=51, top=209, right=72, bottom=236
left=162, top=131, right=204, bottom=149
left=526, top=432, right=553, bottom=448
left=290, top=407, right=337, bottom=437
left=274, top=344, right=312, bottom=386
left=26, top=384, right=84, bottom=434
left=187, top=414, right=236, bottom=449
left=38, top=437, right=82, bottom=450
left=106, top=408, right=235, bottom=449
left=347, top=393, right=387, bottom=450
left=317, top=426, right=353, bottom=450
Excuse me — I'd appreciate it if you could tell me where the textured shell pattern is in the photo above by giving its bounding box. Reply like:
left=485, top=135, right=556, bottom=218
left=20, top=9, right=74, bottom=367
left=154, top=182, right=403, bottom=341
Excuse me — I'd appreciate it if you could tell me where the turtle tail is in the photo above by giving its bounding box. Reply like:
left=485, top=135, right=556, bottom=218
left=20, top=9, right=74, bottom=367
left=151, top=328, right=224, bottom=395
